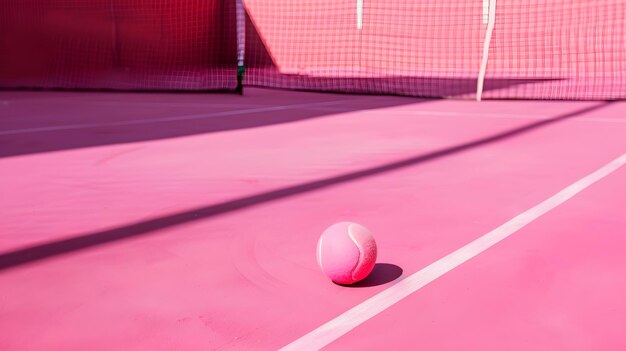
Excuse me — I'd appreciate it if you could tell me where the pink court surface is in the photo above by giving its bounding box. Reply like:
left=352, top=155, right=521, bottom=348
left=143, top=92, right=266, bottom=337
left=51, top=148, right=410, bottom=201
left=1, top=87, right=625, bottom=350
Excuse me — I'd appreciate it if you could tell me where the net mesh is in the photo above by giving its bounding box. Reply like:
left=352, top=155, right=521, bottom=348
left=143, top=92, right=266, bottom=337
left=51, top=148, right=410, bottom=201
left=0, top=0, right=239, bottom=91
left=1, top=0, right=624, bottom=99
left=483, top=0, right=626, bottom=100
left=245, top=0, right=625, bottom=100
left=245, top=0, right=485, bottom=98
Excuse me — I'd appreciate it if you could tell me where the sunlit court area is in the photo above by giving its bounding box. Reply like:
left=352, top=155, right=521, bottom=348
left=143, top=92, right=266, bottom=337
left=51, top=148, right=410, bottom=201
left=1, top=1, right=625, bottom=350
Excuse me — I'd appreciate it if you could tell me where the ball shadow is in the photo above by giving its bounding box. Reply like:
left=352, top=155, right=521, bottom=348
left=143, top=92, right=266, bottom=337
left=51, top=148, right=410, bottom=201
left=337, top=263, right=403, bottom=288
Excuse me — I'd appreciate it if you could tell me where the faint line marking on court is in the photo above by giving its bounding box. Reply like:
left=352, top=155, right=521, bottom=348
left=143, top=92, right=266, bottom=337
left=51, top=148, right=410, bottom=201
left=361, top=109, right=626, bottom=124
left=304, top=104, right=626, bottom=124
left=0, top=100, right=353, bottom=136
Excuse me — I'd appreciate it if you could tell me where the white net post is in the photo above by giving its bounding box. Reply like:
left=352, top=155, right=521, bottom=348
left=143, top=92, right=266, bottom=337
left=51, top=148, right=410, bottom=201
left=476, top=0, right=497, bottom=101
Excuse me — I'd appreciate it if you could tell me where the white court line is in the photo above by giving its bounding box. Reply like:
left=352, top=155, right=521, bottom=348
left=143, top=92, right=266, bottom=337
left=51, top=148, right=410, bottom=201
left=367, top=110, right=626, bottom=123
left=0, top=100, right=351, bottom=136
left=279, top=152, right=626, bottom=351
left=304, top=105, right=626, bottom=124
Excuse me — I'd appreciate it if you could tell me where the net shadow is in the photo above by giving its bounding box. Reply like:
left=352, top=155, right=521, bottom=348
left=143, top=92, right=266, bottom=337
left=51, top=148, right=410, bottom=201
left=0, top=91, right=425, bottom=158
left=0, top=101, right=612, bottom=272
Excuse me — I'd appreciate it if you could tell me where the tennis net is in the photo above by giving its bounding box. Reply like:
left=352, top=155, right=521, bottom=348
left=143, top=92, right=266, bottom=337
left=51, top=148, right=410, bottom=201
left=1, top=0, right=624, bottom=100
left=0, top=0, right=240, bottom=91
left=244, top=0, right=625, bottom=100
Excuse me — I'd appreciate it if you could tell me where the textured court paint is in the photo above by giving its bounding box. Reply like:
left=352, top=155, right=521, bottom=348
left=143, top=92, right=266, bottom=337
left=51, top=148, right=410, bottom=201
left=279, top=153, right=626, bottom=351
left=1, top=89, right=626, bottom=350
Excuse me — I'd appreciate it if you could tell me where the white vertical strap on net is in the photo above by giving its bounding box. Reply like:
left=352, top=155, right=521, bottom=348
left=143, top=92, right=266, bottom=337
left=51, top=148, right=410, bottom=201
left=236, top=0, right=245, bottom=68
left=482, top=0, right=490, bottom=24
left=476, top=0, right=497, bottom=101
left=357, top=0, right=363, bottom=30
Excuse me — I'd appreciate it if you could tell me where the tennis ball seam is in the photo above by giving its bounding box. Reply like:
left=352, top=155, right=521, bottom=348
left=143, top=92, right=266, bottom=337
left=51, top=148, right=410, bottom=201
left=348, top=223, right=365, bottom=282
left=317, top=235, right=324, bottom=268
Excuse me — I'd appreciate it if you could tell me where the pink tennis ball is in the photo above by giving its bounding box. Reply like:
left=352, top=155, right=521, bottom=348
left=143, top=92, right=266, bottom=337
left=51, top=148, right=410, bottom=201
left=316, top=222, right=377, bottom=285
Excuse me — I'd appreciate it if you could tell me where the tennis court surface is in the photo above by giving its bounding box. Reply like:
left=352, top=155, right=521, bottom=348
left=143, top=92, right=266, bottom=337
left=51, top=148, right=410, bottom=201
left=1, top=1, right=625, bottom=350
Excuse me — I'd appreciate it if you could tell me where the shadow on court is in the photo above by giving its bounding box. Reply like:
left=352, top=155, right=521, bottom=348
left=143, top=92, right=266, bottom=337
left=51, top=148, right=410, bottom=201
left=0, top=101, right=612, bottom=272
left=336, top=263, right=404, bottom=288
left=0, top=73, right=553, bottom=158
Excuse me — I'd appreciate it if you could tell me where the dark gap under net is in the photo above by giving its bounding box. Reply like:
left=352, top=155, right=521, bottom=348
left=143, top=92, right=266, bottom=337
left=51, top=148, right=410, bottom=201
left=1, top=0, right=624, bottom=100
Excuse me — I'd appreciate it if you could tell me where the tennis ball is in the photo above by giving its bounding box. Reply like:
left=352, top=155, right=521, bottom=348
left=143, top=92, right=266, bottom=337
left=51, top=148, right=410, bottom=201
left=316, top=222, right=377, bottom=285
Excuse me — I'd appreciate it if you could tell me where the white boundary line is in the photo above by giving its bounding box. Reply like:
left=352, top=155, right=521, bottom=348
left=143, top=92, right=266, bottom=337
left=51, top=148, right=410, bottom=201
left=0, top=100, right=351, bottom=136
left=476, top=0, right=497, bottom=101
left=279, top=152, right=626, bottom=351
